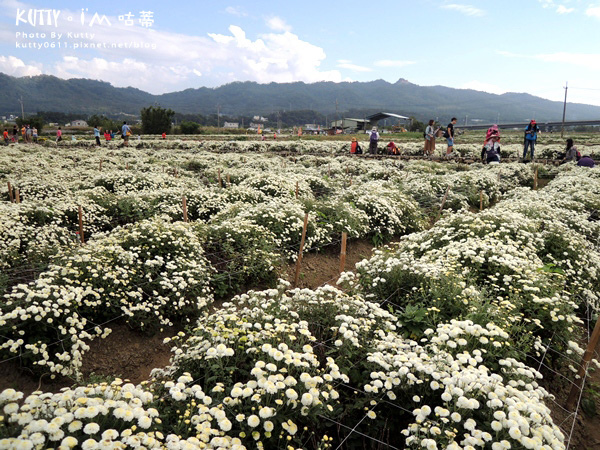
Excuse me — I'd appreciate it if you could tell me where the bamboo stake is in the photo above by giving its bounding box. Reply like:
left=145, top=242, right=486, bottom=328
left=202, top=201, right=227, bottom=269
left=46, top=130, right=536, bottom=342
left=15, top=189, right=20, bottom=204
left=226, top=174, right=231, bottom=186
left=566, top=315, right=600, bottom=410
left=295, top=181, right=299, bottom=199
left=534, top=167, right=538, bottom=190
left=479, top=190, right=483, bottom=211
left=339, top=232, right=348, bottom=275
left=78, top=205, right=85, bottom=244
left=126, top=162, right=129, bottom=170
left=182, top=196, right=189, bottom=223
left=436, top=186, right=451, bottom=222
left=99, top=160, right=103, bottom=171
left=218, top=169, right=222, bottom=188
left=7, top=182, right=13, bottom=203
left=293, top=213, right=309, bottom=288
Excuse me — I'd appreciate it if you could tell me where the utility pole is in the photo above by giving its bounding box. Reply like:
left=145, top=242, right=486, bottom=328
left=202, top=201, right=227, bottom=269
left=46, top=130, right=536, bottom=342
left=561, top=81, right=568, bottom=138
left=217, top=104, right=221, bottom=128
left=18, top=96, right=24, bottom=120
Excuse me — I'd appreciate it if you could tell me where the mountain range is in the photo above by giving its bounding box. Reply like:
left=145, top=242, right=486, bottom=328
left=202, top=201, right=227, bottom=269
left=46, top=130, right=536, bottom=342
left=2, top=72, right=600, bottom=124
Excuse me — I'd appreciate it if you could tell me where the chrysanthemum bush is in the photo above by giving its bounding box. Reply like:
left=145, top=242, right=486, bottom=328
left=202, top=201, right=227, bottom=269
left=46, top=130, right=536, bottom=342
left=193, top=218, right=281, bottom=298
left=0, top=283, right=568, bottom=448
left=0, top=219, right=214, bottom=377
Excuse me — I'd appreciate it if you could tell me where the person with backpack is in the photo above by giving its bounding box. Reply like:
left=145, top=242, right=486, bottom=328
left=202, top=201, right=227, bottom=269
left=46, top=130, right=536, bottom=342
left=481, top=134, right=501, bottom=164
left=522, top=119, right=540, bottom=161
left=483, top=124, right=499, bottom=146
left=369, top=127, right=379, bottom=154
left=350, top=137, right=363, bottom=154
left=424, top=119, right=435, bottom=156
left=444, top=118, right=457, bottom=157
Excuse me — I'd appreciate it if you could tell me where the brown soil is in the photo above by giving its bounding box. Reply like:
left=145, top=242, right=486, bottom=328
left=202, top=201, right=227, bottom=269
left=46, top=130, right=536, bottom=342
left=284, top=238, right=375, bottom=289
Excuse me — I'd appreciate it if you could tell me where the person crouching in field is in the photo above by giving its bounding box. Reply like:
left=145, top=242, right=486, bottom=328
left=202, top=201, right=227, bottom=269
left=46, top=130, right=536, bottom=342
left=481, top=134, right=501, bottom=164
left=386, top=141, right=399, bottom=155
left=350, top=137, right=363, bottom=154
left=369, top=127, right=379, bottom=154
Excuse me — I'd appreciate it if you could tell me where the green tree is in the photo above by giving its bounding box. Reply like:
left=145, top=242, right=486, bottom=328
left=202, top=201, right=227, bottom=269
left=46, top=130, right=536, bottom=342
left=408, top=116, right=425, bottom=132
left=180, top=121, right=200, bottom=134
left=16, top=115, right=44, bottom=134
left=140, top=106, right=175, bottom=134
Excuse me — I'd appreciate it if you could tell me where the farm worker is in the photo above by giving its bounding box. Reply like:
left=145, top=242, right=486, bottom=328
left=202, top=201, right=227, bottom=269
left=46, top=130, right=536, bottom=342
left=21, top=125, right=26, bottom=141
left=481, top=134, right=501, bottom=164
left=12, top=125, right=18, bottom=142
left=162, top=132, right=166, bottom=139
left=121, top=121, right=132, bottom=146
left=350, top=137, right=362, bottom=154
left=94, top=126, right=101, bottom=146
left=3, top=129, right=9, bottom=145
left=522, top=119, right=539, bottom=161
left=386, top=141, right=398, bottom=155
left=444, top=117, right=457, bottom=157
left=577, top=155, right=595, bottom=168
left=56, top=127, right=62, bottom=143
left=25, top=125, right=32, bottom=143
left=104, top=130, right=111, bottom=141
left=369, top=127, right=379, bottom=154
left=424, top=119, right=436, bottom=156
left=560, top=138, right=579, bottom=164
left=32, top=127, right=38, bottom=142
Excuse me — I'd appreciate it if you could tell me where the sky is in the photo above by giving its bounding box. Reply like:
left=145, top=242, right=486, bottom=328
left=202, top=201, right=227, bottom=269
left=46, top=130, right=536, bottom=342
left=1, top=0, right=600, bottom=107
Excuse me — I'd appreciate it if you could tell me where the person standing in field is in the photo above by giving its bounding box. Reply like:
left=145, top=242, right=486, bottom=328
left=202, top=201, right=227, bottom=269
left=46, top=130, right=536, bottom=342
left=56, top=127, right=62, bottom=143
left=25, top=125, right=32, bottom=143
left=12, top=125, right=18, bottom=143
left=3, top=128, right=9, bottom=145
left=94, top=125, right=101, bottom=146
left=369, top=127, right=379, bottom=154
left=121, top=121, right=131, bottom=147
left=424, top=119, right=436, bottom=156
left=444, top=117, right=457, bottom=157
left=523, top=119, right=539, bottom=161
left=20, top=125, right=26, bottom=142
left=32, top=127, right=38, bottom=143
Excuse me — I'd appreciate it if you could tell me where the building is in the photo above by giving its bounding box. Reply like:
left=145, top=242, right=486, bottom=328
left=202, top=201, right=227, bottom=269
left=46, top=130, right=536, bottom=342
left=68, top=120, right=89, bottom=127
left=223, top=122, right=239, bottom=129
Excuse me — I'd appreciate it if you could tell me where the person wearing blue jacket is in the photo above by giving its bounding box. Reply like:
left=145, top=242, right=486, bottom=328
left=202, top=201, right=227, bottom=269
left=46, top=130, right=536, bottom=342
left=523, top=119, right=539, bottom=161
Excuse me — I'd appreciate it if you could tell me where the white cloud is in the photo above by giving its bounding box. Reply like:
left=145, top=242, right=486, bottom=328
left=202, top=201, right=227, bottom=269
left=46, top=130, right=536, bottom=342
left=460, top=80, right=505, bottom=95
left=266, top=16, right=292, bottom=32
left=374, top=59, right=415, bottom=68
left=225, top=6, right=247, bottom=17
left=337, top=60, right=372, bottom=72
left=556, top=5, right=574, bottom=13
left=0, top=55, right=41, bottom=76
left=441, top=4, right=485, bottom=16
left=499, top=50, right=600, bottom=71
left=586, top=5, right=600, bottom=18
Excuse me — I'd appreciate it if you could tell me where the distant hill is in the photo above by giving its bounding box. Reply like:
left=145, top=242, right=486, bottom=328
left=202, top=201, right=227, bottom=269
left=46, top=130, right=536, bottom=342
left=2, top=73, right=600, bottom=123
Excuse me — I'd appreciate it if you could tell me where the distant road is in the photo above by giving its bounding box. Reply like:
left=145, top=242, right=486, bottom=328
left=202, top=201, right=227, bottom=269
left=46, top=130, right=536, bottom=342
left=459, top=120, right=600, bottom=131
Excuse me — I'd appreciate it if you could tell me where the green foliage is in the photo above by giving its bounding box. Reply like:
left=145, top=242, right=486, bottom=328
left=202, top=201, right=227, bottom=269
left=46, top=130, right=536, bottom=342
left=140, top=105, right=175, bottom=134
left=179, top=121, right=200, bottom=134
left=15, top=115, right=44, bottom=134
left=87, top=114, right=121, bottom=131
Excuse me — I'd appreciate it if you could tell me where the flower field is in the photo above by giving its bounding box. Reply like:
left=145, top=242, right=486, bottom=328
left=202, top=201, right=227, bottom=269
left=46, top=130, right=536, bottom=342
left=0, top=141, right=599, bottom=449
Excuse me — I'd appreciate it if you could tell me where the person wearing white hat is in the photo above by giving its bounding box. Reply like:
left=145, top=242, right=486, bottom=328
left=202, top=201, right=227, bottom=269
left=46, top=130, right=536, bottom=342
left=369, top=127, right=379, bottom=154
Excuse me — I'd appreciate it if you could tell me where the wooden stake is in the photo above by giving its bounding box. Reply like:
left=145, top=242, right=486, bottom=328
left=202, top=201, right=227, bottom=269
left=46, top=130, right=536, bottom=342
left=126, top=162, right=129, bottom=170
left=99, top=160, right=103, bottom=171
left=218, top=169, right=222, bottom=188
left=349, top=177, right=352, bottom=186
left=78, top=205, right=85, bottom=244
left=7, top=182, right=13, bottom=203
left=479, top=190, right=483, bottom=211
left=566, top=314, right=600, bottom=410
left=182, top=196, right=189, bottom=223
left=339, top=232, right=348, bottom=275
left=436, top=185, right=451, bottom=222
left=295, top=181, right=299, bottom=199
left=15, top=189, right=20, bottom=204
left=226, top=174, right=231, bottom=186
left=293, top=213, right=309, bottom=288
left=534, top=167, right=538, bottom=190
left=497, top=171, right=501, bottom=182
